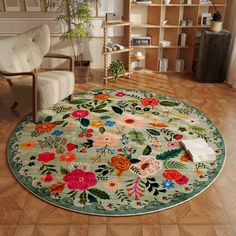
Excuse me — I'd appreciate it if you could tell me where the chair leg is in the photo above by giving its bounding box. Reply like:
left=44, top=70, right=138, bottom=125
left=33, top=108, right=38, bottom=123
left=10, top=102, right=18, bottom=110
left=68, top=94, right=73, bottom=101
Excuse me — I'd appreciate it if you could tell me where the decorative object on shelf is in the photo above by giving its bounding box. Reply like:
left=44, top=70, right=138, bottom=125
left=209, top=0, right=223, bottom=32
left=104, top=42, right=125, bottom=52
left=180, top=20, right=187, bottom=26
left=132, top=37, right=151, bottom=46
left=161, top=20, right=168, bottom=26
left=185, top=0, right=192, bottom=4
left=163, top=0, right=171, bottom=4
left=56, top=0, right=99, bottom=83
left=186, top=19, right=193, bottom=26
left=136, top=0, right=152, bottom=5
left=201, top=13, right=212, bottom=26
left=176, top=59, right=185, bottom=72
left=109, top=60, right=125, bottom=82
left=179, top=33, right=186, bottom=47
left=25, top=0, right=41, bottom=11
left=160, top=40, right=171, bottom=47
left=3, top=0, right=20, bottom=11
left=159, top=58, right=168, bottom=72
left=105, top=13, right=122, bottom=23
left=134, top=51, right=145, bottom=70
left=7, top=89, right=226, bottom=216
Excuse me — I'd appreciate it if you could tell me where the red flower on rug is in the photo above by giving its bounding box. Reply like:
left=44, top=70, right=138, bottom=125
left=40, top=173, right=55, bottom=182
left=71, top=110, right=89, bottom=118
left=38, top=152, right=55, bottom=163
left=175, top=175, right=189, bottom=185
left=141, top=98, right=160, bottom=107
left=163, top=170, right=182, bottom=180
left=63, top=169, right=97, bottom=190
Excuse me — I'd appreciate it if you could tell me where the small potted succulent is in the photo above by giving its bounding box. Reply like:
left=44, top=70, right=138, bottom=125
left=209, top=0, right=223, bottom=32
left=109, top=60, right=125, bottom=82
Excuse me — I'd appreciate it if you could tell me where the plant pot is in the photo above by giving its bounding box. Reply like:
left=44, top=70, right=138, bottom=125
left=74, top=60, right=90, bottom=83
left=210, top=21, right=223, bottom=33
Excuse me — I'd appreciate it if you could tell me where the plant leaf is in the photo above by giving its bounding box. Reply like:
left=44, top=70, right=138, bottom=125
left=143, top=145, right=152, bottom=155
left=160, top=101, right=180, bottom=107
left=156, top=149, right=182, bottom=160
left=88, top=188, right=110, bottom=199
left=60, top=166, right=70, bottom=174
left=128, top=130, right=146, bottom=145
left=81, top=118, right=90, bottom=127
left=189, top=126, right=205, bottom=132
left=70, top=99, right=91, bottom=104
left=92, top=109, right=108, bottom=113
left=163, top=160, right=187, bottom=169
left=111, top=106, right=123, bottom=115
left=52, top=121, right=64, bottom=125
left=146, top=129, right=160, bottom=136
left=44, top=116, right=52, bottom=122
left=99, top=127, right=105, bottom=134
left=63, top=114, right=70, bottom=119
left=130, top=158, right=141, bottom=164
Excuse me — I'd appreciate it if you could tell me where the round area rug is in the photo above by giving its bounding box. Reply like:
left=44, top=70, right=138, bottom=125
left=7, top=89, right=225, bottom=216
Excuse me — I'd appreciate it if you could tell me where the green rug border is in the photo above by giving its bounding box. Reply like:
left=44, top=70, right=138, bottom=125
left=7, top=88, right=226, bottom=216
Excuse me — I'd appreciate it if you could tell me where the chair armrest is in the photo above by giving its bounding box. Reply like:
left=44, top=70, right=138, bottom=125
left=44, top=53, right=74, bottom=72
left=0, top=70, right=36, bottom=86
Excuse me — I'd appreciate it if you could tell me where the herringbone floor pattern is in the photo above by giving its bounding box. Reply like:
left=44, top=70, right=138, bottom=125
left=0, top=70, right=236, bottom=236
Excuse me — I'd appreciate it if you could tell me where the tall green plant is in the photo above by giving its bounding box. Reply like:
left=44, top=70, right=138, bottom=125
left=56, top=0, right=98, bottom=62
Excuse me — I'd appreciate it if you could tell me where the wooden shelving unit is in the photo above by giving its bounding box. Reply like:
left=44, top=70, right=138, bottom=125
left=102, top=0, right=227, bottom=80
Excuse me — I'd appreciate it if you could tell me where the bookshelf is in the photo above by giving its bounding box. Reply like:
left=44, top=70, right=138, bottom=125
left=126, top=0, right=227, bottom=73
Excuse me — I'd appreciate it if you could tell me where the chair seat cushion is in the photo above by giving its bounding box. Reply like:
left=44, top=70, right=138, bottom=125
left=11, top=70, right=75, bottom=109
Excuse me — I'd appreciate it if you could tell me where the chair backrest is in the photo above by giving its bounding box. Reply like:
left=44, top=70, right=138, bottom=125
left=0, top=24, right=50, bottom=73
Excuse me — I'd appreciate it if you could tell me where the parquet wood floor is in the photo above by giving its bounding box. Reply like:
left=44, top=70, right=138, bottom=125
left=1, top=70, right=236, bottom=236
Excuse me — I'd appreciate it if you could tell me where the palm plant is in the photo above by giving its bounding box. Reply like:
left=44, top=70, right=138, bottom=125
left=56, top=0, right=98, bottom=64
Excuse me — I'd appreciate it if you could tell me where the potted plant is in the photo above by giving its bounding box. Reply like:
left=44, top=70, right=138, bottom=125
left=209, top=0, right=223, bottom=32
left=109, top=60, right=125, bottom=82
left=56, top=0, right=98, bottom=82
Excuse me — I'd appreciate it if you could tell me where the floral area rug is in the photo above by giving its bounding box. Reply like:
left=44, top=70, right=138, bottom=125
left=7, top=89, right=225, bottom=216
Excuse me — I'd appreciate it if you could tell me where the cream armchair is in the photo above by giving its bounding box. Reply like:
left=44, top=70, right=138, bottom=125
left=0, top=24, right=75, bottom=122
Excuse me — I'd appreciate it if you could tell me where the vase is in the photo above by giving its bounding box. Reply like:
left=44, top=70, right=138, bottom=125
left=210, top=21, right=223, bottom=32
left=74, top=60, right=90, bottom=83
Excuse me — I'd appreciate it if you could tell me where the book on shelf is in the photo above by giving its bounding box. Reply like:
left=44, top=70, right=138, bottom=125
left=158, top=58, right=168, bottom=72
left=180, top=138, right=216, bottom=162
left=136, top=0, right=152, bottom=5
left=176, top=59, right=185, bottom=72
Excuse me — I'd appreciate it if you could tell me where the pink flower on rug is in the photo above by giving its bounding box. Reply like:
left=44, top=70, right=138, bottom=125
left=93, top=132, right=121, bottom=147
left=115, top=91, right=126, bottom=97
left=175, top=175, right=189, bottom=185
left=116, top=114, right=147, bottom=129
left=38, top=152, right=55, bottom=163
left=40, top=173, right=55, bottom=182
left=104, top=179, right=121, bottom=191
left=63, top=169, right=97, bottom=190
left=71, top=110, right=89, bottom=118
left=59, top=152, right=76, bottom=162
left=130, top=156, right=162, bottom=178
left=141, top=98, right=160, bottom=107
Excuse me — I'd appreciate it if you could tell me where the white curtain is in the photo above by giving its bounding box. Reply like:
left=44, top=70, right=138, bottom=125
left=228, top=38, right=236, bottom=88
left=226, top=0, right=236, bottom=88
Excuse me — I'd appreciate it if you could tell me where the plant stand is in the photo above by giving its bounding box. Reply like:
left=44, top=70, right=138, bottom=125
left=101, top=20, right=132, bottom=83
